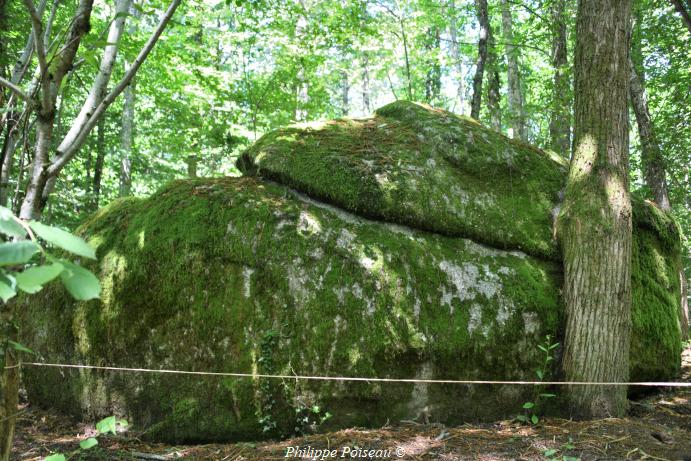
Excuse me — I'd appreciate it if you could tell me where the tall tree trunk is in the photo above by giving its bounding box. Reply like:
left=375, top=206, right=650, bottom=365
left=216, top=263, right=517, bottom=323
left=448, top=0, right=465, bottom=113
left=560, top=0, right=632, bottom=419
left=424, top=26, right=441, bottom=104
left=92, top=116, right=106, bottom=209
left=341, top=70, right=349, bottom=116
left=487, top=35, right=502, bottom=131
left=119, top=69, right=136, bottom=197
left=501, top=0, right=527, bottom=140
left=628, top=62, right=670, bottom=210
left=362, top=53, right=371, bottom=113
left=470, top=0, right=489, bottom=120
left=549, top=0, right=571, bottom=156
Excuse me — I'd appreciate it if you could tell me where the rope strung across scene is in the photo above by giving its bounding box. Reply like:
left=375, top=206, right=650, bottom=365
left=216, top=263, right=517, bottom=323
left=13, top=362, right=691, bottom=387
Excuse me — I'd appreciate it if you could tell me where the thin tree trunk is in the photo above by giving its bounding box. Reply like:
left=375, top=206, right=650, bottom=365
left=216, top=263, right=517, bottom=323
left=501, top=0, right=527, bottom=140
left=57, top=0, right=132, bottom=156
left=341, top=70, right=349, bottom=116
left=424, top=26, right=441, bottom=104
left=400, top=19, right=413, bottom=100
left=628, top=63, right=670, bottom=210
left=560, top=0, right=632, bottom=419
left=470, top=0, right=489, bottom=120
left=92, top=116, right=106, bottom=209
left=448, top=0, right=465, bottom=113
left=549, top=0, right=570, bottom=156
left=119, top=71, right=136, bottom=197
left=487, top=37, right=501, bottom=131
left=362, top=53, right=371, bottom=113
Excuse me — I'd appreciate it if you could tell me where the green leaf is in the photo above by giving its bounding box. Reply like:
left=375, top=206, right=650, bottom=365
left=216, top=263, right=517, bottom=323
left=44, top=455, right=66, bottom=461
left=59, top=260, right=101, bottom=300
left=0, top=241, right=39, bottom=266
left=539, top=393, right=556, bottom=398
left=536, top=369, right=544, bottom=379
left=543, top=449, right=558, bottom=457
left=16, top=263, right=64, bottom=293
left=95, top=416, right=123, bottom=435
left=79, top=437, right=98, bottom=450
left=522, top=402, right=535, bottom=409
left=0, top=207, right=26, bottom=238
left=516, top=414, right=528, bottom=422
left=28, top=221, right=96, bottom=259
left=0, top=280, right=16, bottom=302
left=563, top=456, right=580, bottom=461
left=8, top=340, right=35, bottom=355
left=531, top=414, right=539, bottom=424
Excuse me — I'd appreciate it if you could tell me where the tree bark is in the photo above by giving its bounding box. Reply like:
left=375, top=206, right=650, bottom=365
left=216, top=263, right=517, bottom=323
left=470, top=0, right=489, bottom=120
left=501, top=0, right=527, bottom=140
left=362, top=53, right=371, bottom=113
left=119, top=5, right=139, bottom=198
left=119, top=73, right=135, bottom=197
left=57, top=0, right=132, bottom=156
left=340, top=70, right=349, bottom=116
left=549, top=0, right=570, bottom=156
left=424, top=26, right=441, bottom=104
left=487, top=35, right=501, bottom=131
left=560, top=0, right=632, bottom=419
left=92, top=116, right=106, bottom=209
left=448, top=0, right=465, bottom=114
left=628, top=64, right=670, bottom=211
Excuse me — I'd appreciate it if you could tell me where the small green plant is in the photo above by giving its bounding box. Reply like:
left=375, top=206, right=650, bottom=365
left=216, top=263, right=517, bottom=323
left=293, top=403, right=332, bottom=435
left=42, top=416, right=128, bottom=461
left=542, top=437, right=579, bottom=461
left=517, top=334, right=559, bottom=425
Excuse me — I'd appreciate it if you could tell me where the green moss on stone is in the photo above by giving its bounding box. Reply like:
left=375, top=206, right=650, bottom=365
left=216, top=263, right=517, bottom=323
left=238, top=101, right=566, bottom=260
left=18, top=103, right=684, bottom=443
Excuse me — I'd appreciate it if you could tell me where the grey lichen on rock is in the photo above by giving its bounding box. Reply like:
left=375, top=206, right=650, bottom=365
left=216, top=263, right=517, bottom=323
left=19, top=101, right=683, bottom=442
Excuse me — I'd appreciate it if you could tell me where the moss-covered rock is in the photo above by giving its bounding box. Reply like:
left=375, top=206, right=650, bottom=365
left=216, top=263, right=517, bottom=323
left=19, top=102, right=682, bottom=443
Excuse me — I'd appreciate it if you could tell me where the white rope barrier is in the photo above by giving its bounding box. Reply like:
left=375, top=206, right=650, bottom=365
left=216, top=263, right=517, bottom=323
left=16, top=362, right=691, bottom=387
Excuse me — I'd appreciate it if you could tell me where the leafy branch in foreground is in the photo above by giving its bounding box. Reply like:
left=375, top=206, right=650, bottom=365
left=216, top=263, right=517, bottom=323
left=0, top=205, right=101, bottom=461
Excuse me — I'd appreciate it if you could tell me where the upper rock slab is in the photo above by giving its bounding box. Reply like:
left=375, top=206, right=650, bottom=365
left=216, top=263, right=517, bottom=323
left=238, top=101, right=568, bottom=260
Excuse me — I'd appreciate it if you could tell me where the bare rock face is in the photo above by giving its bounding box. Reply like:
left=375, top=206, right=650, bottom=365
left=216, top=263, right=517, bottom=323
left=20, top=101, right=683, bottom=442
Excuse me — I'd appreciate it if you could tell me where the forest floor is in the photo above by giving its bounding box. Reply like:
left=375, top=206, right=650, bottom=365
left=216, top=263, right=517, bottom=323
left=12, top=345, right=691, bottom=461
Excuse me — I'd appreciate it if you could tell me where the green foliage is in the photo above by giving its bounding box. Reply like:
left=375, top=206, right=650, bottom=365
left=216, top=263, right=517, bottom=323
left=0, top=207, right=100, bottom=303
left=41, top=416, right=128, bottom=461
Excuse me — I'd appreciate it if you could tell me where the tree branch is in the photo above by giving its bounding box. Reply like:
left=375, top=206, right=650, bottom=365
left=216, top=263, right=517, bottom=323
left=22, top=0, right=48, bottom=79
left=0, top=77, right=31, bottom=103
left=56, top=0, right=133, bottom=155
left=48, top=0, right=182, bottom=177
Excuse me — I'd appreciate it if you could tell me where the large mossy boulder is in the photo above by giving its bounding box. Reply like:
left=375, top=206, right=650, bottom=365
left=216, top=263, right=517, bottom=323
left=20, top=101, right=683, bottom=442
